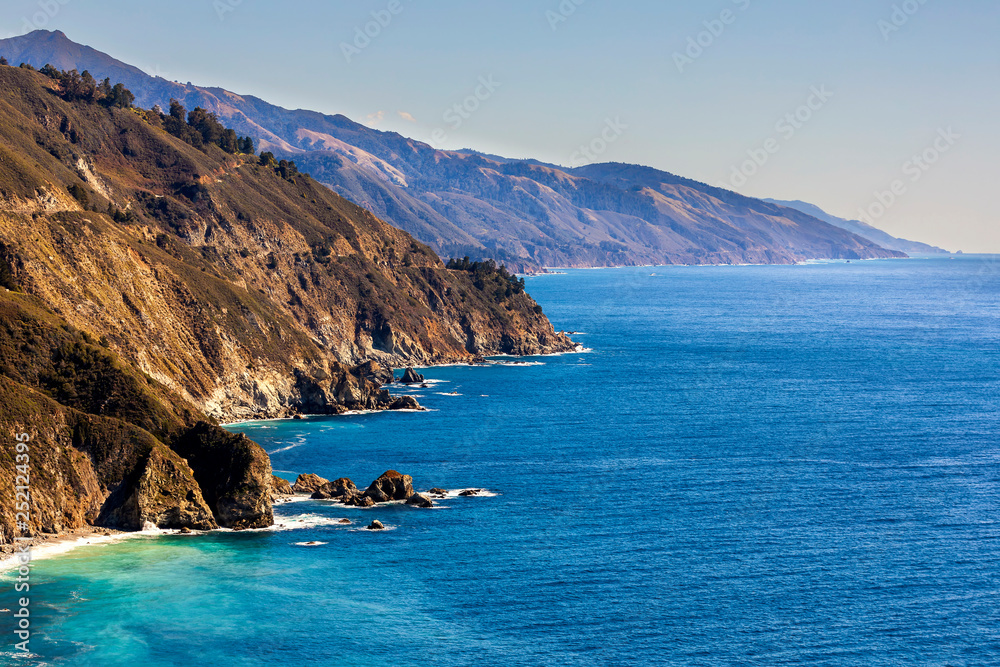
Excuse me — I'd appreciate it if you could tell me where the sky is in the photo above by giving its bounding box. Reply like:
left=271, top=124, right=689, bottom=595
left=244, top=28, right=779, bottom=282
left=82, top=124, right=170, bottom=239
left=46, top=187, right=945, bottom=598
left=2, top=0, right=998, bottom=252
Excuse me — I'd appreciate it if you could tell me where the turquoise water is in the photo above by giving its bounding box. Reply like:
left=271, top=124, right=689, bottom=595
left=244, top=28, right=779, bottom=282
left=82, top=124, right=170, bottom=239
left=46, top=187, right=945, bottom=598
left=3, top=257, right=1000, bottom=665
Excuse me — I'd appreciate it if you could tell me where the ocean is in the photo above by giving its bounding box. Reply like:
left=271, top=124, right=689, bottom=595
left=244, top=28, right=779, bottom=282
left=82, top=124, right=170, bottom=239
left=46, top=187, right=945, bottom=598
left=3, top=256, right=1000, bottom=665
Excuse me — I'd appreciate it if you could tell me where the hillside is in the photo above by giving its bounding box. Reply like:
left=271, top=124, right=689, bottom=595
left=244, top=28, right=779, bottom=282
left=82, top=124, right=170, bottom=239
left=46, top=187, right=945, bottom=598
left=0, top=30, right=910, bottom=271
left=763, top=199, right=949, bottom=255
left=0, top=62, right=572, bottom=544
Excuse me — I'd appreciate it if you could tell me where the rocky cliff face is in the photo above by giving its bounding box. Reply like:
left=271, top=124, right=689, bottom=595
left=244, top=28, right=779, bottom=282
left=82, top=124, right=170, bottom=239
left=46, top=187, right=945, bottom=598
left=0, top=64, right=572, bottom=422
left=0, top=64, right=571, bottom=546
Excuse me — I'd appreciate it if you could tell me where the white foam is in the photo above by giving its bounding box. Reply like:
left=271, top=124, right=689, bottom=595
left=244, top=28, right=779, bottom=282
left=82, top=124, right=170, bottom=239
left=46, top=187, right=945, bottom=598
left=253, top=514, right=353, bottom=532
left=486, top=360, right=546, bottom=367
left=293, top=541, right=328, bottom=547
left=427, top=488, right=498, bottom=499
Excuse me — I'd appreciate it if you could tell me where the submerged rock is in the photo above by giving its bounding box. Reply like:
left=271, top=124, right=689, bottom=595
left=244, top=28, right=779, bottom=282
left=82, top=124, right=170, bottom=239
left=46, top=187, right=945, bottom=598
left=367, top=520, right=385, bottom=531
left=406, top=493, right=434, bottom=508
left=400, top=367, right=424, bottom=384
left=291, top=473, right=329, bottom=494
left=364, top=470, right=414, bottom=502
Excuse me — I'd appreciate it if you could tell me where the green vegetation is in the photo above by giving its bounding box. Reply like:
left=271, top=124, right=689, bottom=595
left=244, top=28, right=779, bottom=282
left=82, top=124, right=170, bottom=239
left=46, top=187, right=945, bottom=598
left=446, top=256, right=526, bottom=300
left=162, top=99, right=255, bottom=155
left=37, top=64, right=135, bottom=108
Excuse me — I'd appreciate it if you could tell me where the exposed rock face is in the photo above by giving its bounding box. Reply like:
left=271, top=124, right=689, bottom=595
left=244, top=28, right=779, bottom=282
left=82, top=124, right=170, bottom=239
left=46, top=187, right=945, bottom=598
left=388, top=396, right=421, bottom=411
left=98, top=444, right=217, bottom=531
left=0, top=64, right=571, bottom=547
left=364, top=470, right=414, bottom=502
left=294, top=366, right=424, bottom=417
left=405, top=493, right=434, bottom=508
left=292, top=473, right=329, bottom=494
left=311, top=477, right=357, bottom=500
left=367, top=520, right=385, bottom=531
left=343, top=493, right=375, bottom=507
left=428, top=488, right=448, bottom=496
left=171, top=423, right=274, bottom=530
left=271, top=475, right=294, bottom=499
left=400, top=368, right=425, bottom=384
left=459, top=489, right=482, bottom=497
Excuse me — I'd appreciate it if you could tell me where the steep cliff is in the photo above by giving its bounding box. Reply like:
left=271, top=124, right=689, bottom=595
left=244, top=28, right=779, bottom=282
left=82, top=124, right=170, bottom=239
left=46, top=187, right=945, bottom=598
left=0, top=63, right=572, bottom=546
left=0, top=63, right=572, bottom=421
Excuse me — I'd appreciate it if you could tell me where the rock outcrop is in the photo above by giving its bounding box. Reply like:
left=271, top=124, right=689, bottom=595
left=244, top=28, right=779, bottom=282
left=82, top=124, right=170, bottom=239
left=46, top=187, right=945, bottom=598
left=405, top=493, right=434, bottom=508
left=400, top=368, right=425, bottom=384
left=170, top=423, right=274, bottom=530
left=98, top=444, right=217, bottom=531
left=271, top=475, right=294, bottom=499
left=343, top=493, right=375, bottom=507
left=367, top=520, right=385, bottom=531
left=364, top=470, right=414, bottom=502
left=292, top=473, right=329, bottom=494
left=311, top=477, right=357, bottom=500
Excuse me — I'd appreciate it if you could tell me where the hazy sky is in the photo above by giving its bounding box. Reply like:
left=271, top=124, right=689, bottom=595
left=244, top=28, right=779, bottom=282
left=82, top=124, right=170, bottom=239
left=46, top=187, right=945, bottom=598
left=3, top=0, right=998, bottom=251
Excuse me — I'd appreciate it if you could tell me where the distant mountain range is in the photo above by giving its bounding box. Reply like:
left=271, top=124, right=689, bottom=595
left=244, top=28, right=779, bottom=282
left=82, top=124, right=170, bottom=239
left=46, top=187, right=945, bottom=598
left=0, top=30, right=945, bottom=270
left=762, top=199, right=948, bottom=255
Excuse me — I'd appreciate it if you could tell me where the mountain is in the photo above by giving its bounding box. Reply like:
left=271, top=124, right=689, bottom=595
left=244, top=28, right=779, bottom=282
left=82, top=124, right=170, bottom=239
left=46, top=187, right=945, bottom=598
left=764, top=199, right=948, bottom=255
left=0, top=30, right=906, bottom=271
left=0, top=62, right=571, bottom=544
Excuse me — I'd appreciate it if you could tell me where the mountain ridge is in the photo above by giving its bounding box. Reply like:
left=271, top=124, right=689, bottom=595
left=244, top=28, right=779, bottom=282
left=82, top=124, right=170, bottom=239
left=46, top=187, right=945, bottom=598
left=0, top=30, right=913, bottom=272
left=763, top=198, right=949, bottom=255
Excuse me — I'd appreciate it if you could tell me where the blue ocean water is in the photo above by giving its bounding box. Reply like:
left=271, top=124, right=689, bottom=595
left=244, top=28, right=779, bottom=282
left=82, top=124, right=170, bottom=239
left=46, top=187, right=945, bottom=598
left=3, top=256, right=1000, bottom=666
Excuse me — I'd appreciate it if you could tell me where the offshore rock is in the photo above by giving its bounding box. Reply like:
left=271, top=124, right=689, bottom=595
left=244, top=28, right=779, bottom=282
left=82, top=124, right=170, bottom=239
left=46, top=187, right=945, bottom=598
left=364, top=470, right=414, bottom=503
left=406, top=493, right=434, bottom=508
left=292, top=473, right=329, bottom=494
left=311, top=477, right=357, bottom=500
left=271, top=475, right=294, bottom=499
left=400, top=368, right=425, bottom=384
left=342, top=492, right=375, bottom=507
left=367, top=520, right=385, bottom=531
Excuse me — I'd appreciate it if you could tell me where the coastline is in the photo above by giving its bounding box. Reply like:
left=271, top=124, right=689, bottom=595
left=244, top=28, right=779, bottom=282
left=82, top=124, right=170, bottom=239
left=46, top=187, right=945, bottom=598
left=0, top=527, right=136, bottom=574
